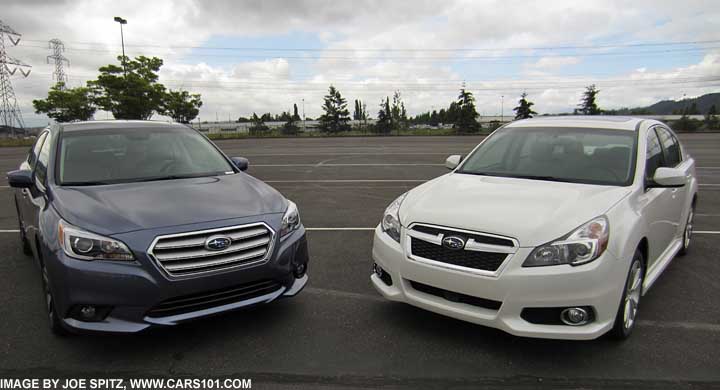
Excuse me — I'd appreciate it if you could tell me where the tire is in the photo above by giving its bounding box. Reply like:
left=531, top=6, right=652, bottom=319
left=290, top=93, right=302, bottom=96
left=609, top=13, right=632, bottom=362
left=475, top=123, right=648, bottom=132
left=611, top=250, right=645, bottom=340
left=41, top=261, right=69, bottom=337
left=14, top=198, right=32, bottom=256
left=678, top=204, right=695, bottom=256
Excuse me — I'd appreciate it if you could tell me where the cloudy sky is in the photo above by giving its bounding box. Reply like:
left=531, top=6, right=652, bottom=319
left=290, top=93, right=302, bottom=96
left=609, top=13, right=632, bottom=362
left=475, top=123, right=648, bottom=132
left=3, top=0, right=720, bottom=126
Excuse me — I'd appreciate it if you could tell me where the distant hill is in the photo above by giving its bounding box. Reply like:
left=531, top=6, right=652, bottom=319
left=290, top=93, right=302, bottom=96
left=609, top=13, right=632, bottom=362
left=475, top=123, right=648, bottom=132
left=608, top=93, right=720, bottom=115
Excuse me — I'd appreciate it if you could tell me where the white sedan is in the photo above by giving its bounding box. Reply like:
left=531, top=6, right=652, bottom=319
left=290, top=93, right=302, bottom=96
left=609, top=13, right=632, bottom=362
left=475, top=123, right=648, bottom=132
left=371, top=116, right=697, bottom=340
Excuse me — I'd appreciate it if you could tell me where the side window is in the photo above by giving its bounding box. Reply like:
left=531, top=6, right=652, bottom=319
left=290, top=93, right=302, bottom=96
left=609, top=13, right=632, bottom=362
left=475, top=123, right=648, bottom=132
left=27, top=132, right=48, bottom=168
left=645, top=129, right=664, bottom=180
left=34, top=133, right=53, bottom=187
left=656, top=127, right=681, bottom=167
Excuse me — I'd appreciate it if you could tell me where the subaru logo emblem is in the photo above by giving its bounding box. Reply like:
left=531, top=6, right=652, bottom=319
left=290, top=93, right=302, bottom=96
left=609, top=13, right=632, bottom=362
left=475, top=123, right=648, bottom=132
left=442, top=236, right=466, bottom=250
left=205, top=235, right=232, bottom=251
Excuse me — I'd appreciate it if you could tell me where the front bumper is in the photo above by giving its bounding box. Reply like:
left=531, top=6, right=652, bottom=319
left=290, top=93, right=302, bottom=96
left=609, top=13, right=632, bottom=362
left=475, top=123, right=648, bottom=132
left=47, top=227, right=309, bottom=334
left=371, top=225, right=627, bottom=340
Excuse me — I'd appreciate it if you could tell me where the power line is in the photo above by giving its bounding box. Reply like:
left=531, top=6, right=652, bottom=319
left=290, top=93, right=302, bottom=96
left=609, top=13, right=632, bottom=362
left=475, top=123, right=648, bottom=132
left=20, top=38, right=720, bottom=52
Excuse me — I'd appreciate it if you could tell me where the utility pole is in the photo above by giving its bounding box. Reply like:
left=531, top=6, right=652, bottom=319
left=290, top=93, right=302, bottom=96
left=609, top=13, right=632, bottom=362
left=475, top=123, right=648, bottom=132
left=47, top=39, right=69, bottom=87
left=0, top=20, right=31, bottom=136
left=113, top=17, right=128, bottom=77
left=500, top=95, right=504, bottom=123
left=302, top=98, right=306, bottom=132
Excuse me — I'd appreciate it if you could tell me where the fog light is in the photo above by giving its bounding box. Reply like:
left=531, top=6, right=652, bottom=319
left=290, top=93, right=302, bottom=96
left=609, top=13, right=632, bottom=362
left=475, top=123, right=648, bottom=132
left=80, top=305, right=96, bottom=319
left=373, top=263, right=383, bottom=277
left=561, top=307, right=589, bottom=326
left=294, top=263, right=307, bottom=278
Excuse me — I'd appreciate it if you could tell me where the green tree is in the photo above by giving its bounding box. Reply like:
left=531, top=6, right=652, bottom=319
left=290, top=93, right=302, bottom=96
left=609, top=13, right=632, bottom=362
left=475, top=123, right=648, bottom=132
left=705, top=104, right=718, bottom=129
left=390, top=91, right=407, bottom=133
left=281, top=117, right=299, bottom=135
left=454, top=88, right=480, bottom=133
left=88, top=56, right=166, bottom=120
left=578, top=84, right=601, bottom=115
left=376, top=97, right=392, bottom=134
left=319, top=85, right=351, bottom=133
left=513, top=92, right=537, bottom=120
left=32, top=82, right=95, bottom=123
left=160, top=90, right=202, bottom=123
left=293, top=103, right=301, bottom=121
left=248, top=112, right=269, bottom=135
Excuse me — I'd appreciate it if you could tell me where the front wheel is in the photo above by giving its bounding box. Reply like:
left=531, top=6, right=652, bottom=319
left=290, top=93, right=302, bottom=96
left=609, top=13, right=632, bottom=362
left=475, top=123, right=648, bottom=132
left=610, top=250, right=645, bottom=340
left=41, top=262, right=69, bottom=337
left=14, top=198, right=32, bottom=256
left=678, top=205, right=694, bottom=256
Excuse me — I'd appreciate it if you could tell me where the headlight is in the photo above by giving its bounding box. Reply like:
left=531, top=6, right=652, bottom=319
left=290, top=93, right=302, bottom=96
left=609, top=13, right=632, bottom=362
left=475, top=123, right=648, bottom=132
left=58, top=220, right=134, bottom=261
left=280, top=200, right=301, bottom=239
left=523, top=216, right=609, bottom=267
left=382, top=192, right=407, bottom=242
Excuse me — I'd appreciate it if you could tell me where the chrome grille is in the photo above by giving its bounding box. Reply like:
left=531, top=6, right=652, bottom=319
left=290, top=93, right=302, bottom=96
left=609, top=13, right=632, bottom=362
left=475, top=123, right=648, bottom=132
left=149, top=223, right=274, bottom=277
left=406, top=223, right=518, bottom=277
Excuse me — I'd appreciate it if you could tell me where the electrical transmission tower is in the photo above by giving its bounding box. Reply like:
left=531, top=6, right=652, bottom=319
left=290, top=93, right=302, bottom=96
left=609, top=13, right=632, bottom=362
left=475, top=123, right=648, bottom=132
left=47, top=39, right=69, bottom=87
left=0, top=19, right=31, bottom=135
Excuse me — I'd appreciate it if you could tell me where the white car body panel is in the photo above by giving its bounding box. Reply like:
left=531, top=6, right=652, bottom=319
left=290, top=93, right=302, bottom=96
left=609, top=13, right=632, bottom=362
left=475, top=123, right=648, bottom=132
left=371, top=116, right=698, bottom=340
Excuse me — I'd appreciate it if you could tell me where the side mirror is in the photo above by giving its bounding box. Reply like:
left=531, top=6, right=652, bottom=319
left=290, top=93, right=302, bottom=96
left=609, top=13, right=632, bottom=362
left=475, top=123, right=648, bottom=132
left=445, top=155, right=463, bottom=170
left=231, top=157, right=249, bottom=172
left=7, top=170, right=33, bottom=188
left=651, top=167, right=686, bottom=188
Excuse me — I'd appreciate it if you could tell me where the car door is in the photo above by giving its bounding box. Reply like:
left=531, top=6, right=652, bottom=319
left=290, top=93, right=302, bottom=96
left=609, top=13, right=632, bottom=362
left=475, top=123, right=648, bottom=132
left=640, top=127, right=677, bottom=269
left=655, top=126, right=692, bottom=237
left=17, top=131, right=48, bottom=228
left=24, top=131, right=53, bottom=246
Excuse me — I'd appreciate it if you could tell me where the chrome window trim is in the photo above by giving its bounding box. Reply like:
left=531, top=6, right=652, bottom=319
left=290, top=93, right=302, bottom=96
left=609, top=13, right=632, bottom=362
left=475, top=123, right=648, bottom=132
left=147, top=222, right=276, bottom=279
left=404, top=222, right=519, bottom=277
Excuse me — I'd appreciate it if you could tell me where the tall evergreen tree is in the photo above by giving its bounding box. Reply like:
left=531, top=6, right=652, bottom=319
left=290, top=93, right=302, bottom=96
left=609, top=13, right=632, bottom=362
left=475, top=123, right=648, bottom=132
left=376, top=97, right=392, bottom=134
left=578, top=84, right=601, bottom=115
left=293, top=103, right=301, bottom=120
left=353, top=99, right=363, bottom=120
left=513, top=92, right=537, bottom=120
left=705, top=104, right=718, bottom=129
left=318, top=85, right=351, bottom=133
left=454, top=88, right=480, bottom=133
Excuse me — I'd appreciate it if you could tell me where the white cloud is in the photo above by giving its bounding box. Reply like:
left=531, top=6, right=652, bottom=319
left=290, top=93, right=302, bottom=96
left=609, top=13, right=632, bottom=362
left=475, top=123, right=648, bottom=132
left=3, top=0, right=720, bottom=125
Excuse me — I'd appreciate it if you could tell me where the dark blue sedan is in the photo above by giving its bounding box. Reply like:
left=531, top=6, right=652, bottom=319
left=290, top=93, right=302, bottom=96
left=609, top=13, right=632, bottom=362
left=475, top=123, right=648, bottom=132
left=8, top=121, right=309, bottom=335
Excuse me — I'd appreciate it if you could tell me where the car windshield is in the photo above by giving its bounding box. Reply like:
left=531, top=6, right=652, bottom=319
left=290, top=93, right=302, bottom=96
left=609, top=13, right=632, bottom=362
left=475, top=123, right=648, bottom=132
left=57, top=126, right=235, bottom=185
left=458, top=126, right=637, bottom=186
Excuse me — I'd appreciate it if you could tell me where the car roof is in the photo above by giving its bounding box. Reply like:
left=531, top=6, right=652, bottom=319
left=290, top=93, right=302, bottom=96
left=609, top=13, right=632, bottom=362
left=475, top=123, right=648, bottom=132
left=60, top=120, right=188, bottom=132
left=506, top=116, right=652, bottom=131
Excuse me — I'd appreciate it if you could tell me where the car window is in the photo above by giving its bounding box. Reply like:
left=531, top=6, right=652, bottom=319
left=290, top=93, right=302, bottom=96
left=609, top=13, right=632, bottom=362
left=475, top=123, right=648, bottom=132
left=58, top=126, right=235, bottom=185
left=27, top=132, right=48, bottom=168
left=655, top=127, right=681, bottom=167
left=34, top=132, right=53, bottom=187
left=458, top=127, right=636, bottom=186
left=645, top=129, right=664, bottom=180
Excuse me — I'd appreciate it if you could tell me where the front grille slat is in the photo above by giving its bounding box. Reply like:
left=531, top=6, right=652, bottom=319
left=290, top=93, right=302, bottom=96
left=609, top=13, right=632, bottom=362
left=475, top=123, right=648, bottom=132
left=408, top=224, right=516, bottom=273
left=164, top=248, right=267, bottom=273
left=150, top=223, right=274, bottom=277
left=154, top=236, right=270, bottom=262
left=146, top=279, right=281, bottom=318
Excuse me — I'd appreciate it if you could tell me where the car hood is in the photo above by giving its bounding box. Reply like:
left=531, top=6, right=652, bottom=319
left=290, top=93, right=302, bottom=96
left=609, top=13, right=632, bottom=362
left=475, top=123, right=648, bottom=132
left=400, top=173, right=631, bottom=247
left=51, top=173, right=287, bottom=236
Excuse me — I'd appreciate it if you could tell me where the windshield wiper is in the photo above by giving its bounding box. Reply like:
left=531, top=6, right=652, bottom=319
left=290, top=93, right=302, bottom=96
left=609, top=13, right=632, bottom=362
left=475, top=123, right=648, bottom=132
left=457, top=171, right=581, bottom=183
left=62, top=181, right=114, bottom=186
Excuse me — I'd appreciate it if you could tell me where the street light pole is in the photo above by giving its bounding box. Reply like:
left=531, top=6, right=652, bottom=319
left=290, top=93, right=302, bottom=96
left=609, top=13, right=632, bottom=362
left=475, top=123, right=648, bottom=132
left=302, top=98, right=306, bottom=133
left=113, top=16, right=128, bottom=77
left=501, top=95, right=504, bottom=123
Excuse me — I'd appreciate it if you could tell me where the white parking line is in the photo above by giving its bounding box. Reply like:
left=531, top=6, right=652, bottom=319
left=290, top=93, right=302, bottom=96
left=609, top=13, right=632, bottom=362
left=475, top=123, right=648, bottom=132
left=0, top=229, right=19, bottom=233
left=254, top=163, right=444, bottom=167
left=307, top=227, right=375, bottom=231
left=265, top=179, right=428, bottom=183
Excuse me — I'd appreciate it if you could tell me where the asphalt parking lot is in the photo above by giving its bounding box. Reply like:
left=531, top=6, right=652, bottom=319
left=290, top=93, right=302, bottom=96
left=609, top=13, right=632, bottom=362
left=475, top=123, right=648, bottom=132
left=1, top=134, right=719, bottom=389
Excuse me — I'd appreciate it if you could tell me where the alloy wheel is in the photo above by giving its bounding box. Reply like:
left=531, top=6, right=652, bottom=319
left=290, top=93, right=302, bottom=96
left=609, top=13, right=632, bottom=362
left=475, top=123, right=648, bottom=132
left=623, top=260, right=643, bottom=330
